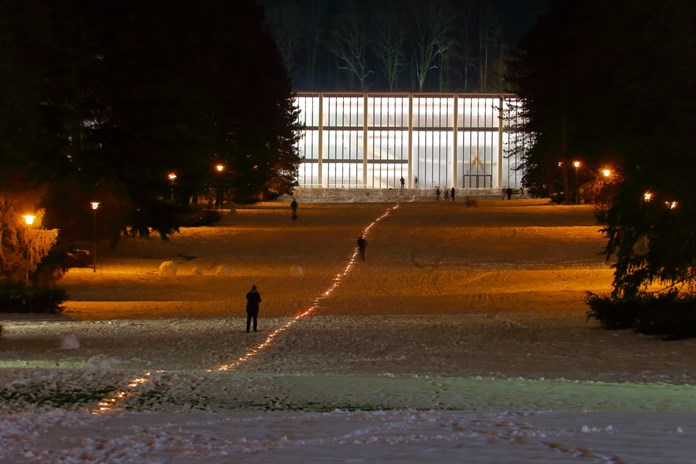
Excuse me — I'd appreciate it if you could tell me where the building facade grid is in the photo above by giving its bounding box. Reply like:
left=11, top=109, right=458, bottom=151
left=294, top=92, right=527, bottom=190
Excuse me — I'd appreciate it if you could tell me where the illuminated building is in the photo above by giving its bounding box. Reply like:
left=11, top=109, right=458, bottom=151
left=294, top=92, right=528, bottom=190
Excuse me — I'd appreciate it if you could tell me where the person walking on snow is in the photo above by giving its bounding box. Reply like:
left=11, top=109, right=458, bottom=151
left=245, top=284, right=262, bottom=332
left=400, top=176, right=405, bottom=190
left=450, top=187, right=456, bottom=201
left=357, top=235, right=367, bottom=262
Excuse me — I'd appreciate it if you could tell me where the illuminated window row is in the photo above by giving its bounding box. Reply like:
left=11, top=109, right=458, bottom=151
left=294, top=93, right=528, bottom=190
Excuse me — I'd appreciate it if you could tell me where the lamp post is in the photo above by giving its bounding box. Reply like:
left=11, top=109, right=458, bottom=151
left=573, top=161, right=581, bottom=204
left=22, top=214, right=36, bottom=284
left=215, top=164, right=224, bottom=209
left=167, top=172, right=177, bottom=201
left=90, top=202, right=100, bottom=272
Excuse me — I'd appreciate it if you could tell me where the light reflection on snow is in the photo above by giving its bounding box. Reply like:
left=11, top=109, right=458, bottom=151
left=214, top=202, right=401, bottom=372
left=90, top=202, right=402, bottom=412
left=92, top=372, right=153, bottom=414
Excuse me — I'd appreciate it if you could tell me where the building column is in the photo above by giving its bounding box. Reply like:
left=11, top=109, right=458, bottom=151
left=497, top=94, right=504, bottom=189
left=453, top=94, right=459, bottom=189
left=408, top=94, right=413, bottom=189
left=318, top=93, right=324, bottom=188
left=363, top=93, right=368, bottom=188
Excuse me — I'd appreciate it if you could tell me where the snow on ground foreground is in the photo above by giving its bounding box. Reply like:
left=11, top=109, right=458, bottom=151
left=2, top=199, right=696, bottom=463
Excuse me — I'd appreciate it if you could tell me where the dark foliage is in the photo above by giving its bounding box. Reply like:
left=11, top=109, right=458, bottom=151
left=509, top=0, right=696, bottom=303
left=0, top=282, right=66, bottom=314
left=0, top=0, right=301, bottom=245
left=179, top=207, right=221, bottom=227
left=587, top=291, right=696, bottom=339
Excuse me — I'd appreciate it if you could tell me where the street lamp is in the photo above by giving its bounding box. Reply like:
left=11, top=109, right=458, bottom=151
left=90, top=202, right=100, bottom=272
left=215, top=164, right=225, bottom=209
left=22, top=214, right=36, bottom=283
left=167, top=172, right=177, bottom=201
left=573, top=161, right=581, bottom=204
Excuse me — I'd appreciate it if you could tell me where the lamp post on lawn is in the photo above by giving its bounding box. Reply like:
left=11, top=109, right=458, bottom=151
left=215, top=164, right=225, bottom=209
left=167, top=172, right=177, bottom=202
left=90, top=202, right=100, bottom=272
left=22, top=214, right=36, bottom=284
left=573, top=161, right=581, bottom=204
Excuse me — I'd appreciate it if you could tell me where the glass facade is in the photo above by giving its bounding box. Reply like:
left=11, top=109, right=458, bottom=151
left=295, top=92, right=527, bottom=190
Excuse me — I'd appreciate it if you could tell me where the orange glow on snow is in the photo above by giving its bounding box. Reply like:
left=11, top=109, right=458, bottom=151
left=212, top=202, right=401, bottom=372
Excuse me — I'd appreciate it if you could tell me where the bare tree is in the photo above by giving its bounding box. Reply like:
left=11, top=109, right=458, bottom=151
left=455, top=3, right=476, bottom=92
left=265, top=2, right=306, bottom=77
left=434, top=6, right=459, bottom=92
left=410, top=0, right=454, bottom=92
left=371, top=0, right=405, bottom=91
left=328, top=2, right=372, bottom=91
left=478, top=0, right=502, bottom=92
left=305, top=1, right=329, bottom=89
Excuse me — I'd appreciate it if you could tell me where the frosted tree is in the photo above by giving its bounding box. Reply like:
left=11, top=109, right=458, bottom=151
left=0, top=196, right=58, bottom=284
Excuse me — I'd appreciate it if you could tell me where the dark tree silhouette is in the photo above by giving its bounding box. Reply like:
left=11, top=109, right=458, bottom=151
left=509, top=0, right=696, bottom=299
left=0, top=0, right=301, bottom=245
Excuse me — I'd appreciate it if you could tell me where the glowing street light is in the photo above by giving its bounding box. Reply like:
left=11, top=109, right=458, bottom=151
left=21, top=214, right=36, bottom=283
left=573, top=161, right=581, bottom=204
left=601, top=168, right=612, bottom=178
left=643, top=192, right=653, bottom=202
left=91, top=202, right=100, bottom=272
left=214, top=164, right=225, bottom=209
left=167, top=172, right=177, bottom=201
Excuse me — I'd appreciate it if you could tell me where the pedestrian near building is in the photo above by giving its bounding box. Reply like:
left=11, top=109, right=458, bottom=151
left=435, top=187, right=441, bottom=201
left=290, top=198, right=298, bottom=220
left=245, top=284, right=262, bottom=332
left=400, top=176, right=405, bottom=190
left=450, top=187, right=456, bottom=201
left=357, top=235, right=367, bottom=262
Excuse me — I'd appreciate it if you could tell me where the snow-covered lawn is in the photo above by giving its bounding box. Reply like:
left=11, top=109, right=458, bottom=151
left=2, top=199, right=695, bottom=463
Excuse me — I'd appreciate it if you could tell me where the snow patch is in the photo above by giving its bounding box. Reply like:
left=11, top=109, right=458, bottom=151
left=159, top=261, right=177, bottom=275
left=59, top=332, right=80, bottom=350
left=84, top=354, right=122, bottom=370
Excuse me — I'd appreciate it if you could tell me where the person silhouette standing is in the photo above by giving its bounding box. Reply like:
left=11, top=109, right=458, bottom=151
left=357, top=235, right=367, bottom=262
left=450, top=187, right=456, bottom=201
left=245, top=284, right=262, bottom=332
left=400, top=176, right=405, bottom=190
left=290, top=198, right=298, bottom=220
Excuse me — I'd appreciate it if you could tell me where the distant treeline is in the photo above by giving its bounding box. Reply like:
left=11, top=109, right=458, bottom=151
left=262, top=0, right=548, bottom=92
